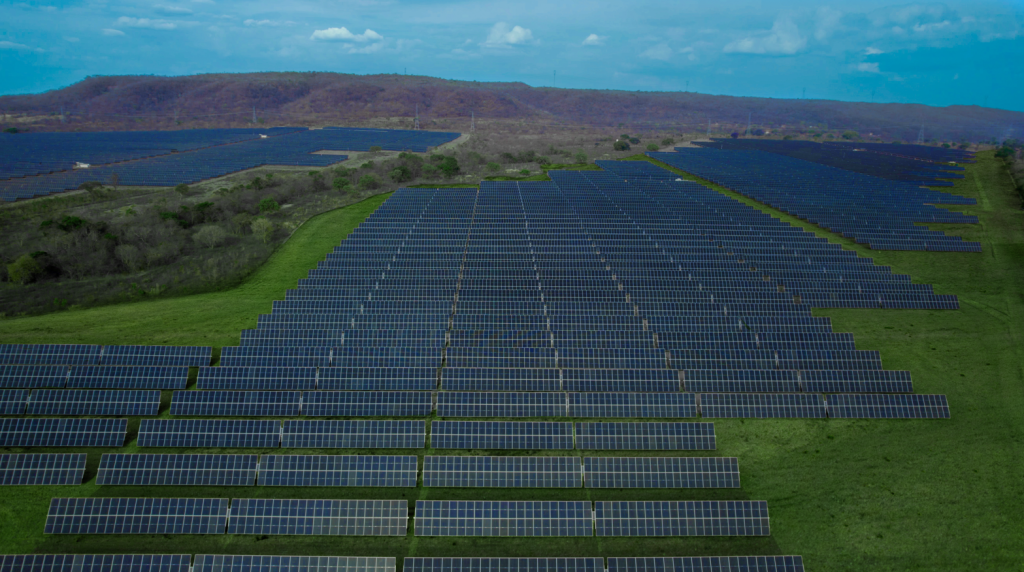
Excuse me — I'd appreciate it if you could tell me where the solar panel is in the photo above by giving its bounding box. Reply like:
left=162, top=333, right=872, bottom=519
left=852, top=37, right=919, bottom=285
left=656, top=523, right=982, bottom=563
left=699, top=393, right=826, bottom=418
left=594, top=500, right=769, bottom=536
left=196, top=367, right=316, bottom=390
left=317, top=367, right=437, bottom=391
left=26, top=390, right=161, bottom=416
left=430, top=421, right=574, bottom=450
left=583, top=457, right=739, bottom=488
left=227, top=499, right=408, bottom=536
left=137, top=420, right=281, bottom=448
left=0, top=418, right=126, bottom=447
left=282, top=420, right=425, bottom=449
left=826, top=394, right=950, bottom=418
left=67, top=366, right=188, bottom=389
left=0, top=454, right=86, bottom=485
left=169, top=391, right=300, bottom=417
left=422, top=456, right=581, bottom=488
left=45, top=497, right=229, bottom=534
left=302, top=391, right=432, bottom=417
left=258, top=455, right=417, bottom=487
left=0, top=555, right=193, bottom=572
left=0, top=344, right=100, bottom=366
left=0, top=365, right=68, bottom=389
left=101, top=345, right=212, bottom=367
left=0, top=389, right=28, bottom=415
left=568, top=393, right=696, bottom=418
left=193, top=556, right=396, bottom=572
left=436, top=392, right=566, bottom=417
left=404, top=559, right=603, bottom=572
left=575, top=422, right=716, bottom=450
left=95, top=454, right=258, bottom=486
left=414, top=500, right=592, bottom=537
left=607, top=556, right=805, bottom=572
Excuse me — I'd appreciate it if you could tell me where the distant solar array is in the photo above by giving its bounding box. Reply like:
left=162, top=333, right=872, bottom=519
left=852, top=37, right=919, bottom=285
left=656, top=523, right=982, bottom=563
left=1, top=128, right=460, bottom=201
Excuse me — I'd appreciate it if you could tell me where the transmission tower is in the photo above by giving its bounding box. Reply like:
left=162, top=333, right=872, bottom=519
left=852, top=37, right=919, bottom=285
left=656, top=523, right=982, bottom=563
left=60, top=105, right=65, bottom=124
left=916, top=125, right=925, bottom=144
left=252, top=106, right=256, bottom=124
left=745, top=113, right=751, bottom=136
left=414, top=104, right=420, bottom=130
left=471, top=111, right=475, bottom=133
left=707, top=116, right=711, bottom=139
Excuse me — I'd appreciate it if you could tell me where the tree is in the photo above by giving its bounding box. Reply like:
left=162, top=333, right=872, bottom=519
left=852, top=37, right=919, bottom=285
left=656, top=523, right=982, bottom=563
left=486, top=162, right=501, bottom=172
left=3, top=127, right=18, bottom=134
left=308, top=171, right=327, bottom=193
left=467, top=151, right=486, bottom=165
left=174, top=183, right=190, bottom=195
left=333, top=177, right=351, bottom=190
left=519, top=169, right=530, bottom=176
left=193, top=225, right=228, bottom=248
left=613, top=140, right=630, bottom=151
left=358, top=174, right=380, bottom=190
left=841, top=130, right=859, bottom=140
left=731, top=132, right=740, bottom=139
left=7, top=254, right=41, bottom=284
left=389, top=166, right=413, bottom=183
left=114, top=244, right=143, bottom=271
left=628, top=137, right=640, bottom=144
left=646, top=143, right=659, bottom=151
left=574, top=152, right=587, bottom=164
left=110, top=172, right=119, bottom=191
left=660, top=138, right=675, bottom=147
left=439, top=156, right=460, bottom=178
left=258, top=198, right=280, bottom=213
left=369, top=146, right=382, bottom=152
left=251, top=217, right=274, bottom=243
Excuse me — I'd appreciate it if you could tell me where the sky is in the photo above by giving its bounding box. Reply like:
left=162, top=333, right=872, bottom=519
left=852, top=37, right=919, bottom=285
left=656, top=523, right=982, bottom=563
left=2, top=0, right=1023, bottom=111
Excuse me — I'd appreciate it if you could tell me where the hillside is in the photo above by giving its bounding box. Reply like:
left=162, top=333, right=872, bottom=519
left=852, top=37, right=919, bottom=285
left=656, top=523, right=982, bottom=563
left=2, top=72, right=1021, bottom=142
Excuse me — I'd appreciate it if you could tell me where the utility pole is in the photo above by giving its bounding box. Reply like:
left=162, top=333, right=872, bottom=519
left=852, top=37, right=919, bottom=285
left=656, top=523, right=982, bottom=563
left=686, top=80, right=689, bottom=92
left=252, top=106, right=256, bottom=124
left=746, top=113, right=751, bottom=137
left=707, top=116, right=711, bottom=139
left=414, top=104, right=420, bottom=130
left=802, top=87, right=806, bottom=99
left=916, top=125, right=925, bottom=144
left=553, top=71, right=556, bottom=87
left=471, top=111, right=475, bottom=133
left=60, top=105, right=65, bottom=124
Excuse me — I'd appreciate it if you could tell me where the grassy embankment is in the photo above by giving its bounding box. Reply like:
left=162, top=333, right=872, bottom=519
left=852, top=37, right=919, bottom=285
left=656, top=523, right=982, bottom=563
left=0, top=154, right=1022, bottom=570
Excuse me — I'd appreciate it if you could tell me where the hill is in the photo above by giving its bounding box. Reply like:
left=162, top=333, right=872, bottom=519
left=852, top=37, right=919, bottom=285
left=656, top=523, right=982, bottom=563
left=1, top=72, right=1021, bottom=142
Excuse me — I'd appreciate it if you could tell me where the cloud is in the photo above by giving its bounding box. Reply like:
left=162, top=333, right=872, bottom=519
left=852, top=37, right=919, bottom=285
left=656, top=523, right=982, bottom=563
left=857, top=62, right=880, bottom=73
left=483, top=22, right=533, bottom=46
left=723, top=16, right=806, bottom=55
left=154, top=5, right=192, bottom=15
left=245, top=19, right=294, bottom=27
left=0, top=40, right=43, bottom=52
left=640, top=43, right=673, bottom=61
left=815, top=7, right=842, bottom=41
left=115, top=16, right=177, bottom=30
left=102, top=28, right=125, bottom=36
left=348, top=41, right=385, bottom=54
left=582, top=33, right=605, bottom=46
left=913, top=20, right=951, bottom=33
left=865, top=47, right=884, bottom=55
left=64, top=36, right=80, bottom=42
left=191, top=0, right=213, bottom=3
left=310, top=27, right=383, bottom=42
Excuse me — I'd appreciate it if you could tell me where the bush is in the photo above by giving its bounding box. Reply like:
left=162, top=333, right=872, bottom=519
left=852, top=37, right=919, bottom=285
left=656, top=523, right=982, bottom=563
left=114, top=244, right=143, bottom=272
left=646, top=143, right=659, bottom=151
left=193, top=225, right=228, bottom=248
left=574, top=152, right=587, bottom=164
left=783, top=135, right=794, bottom=140
left=369, top=146, right=382, bottom=152
left=3, top=127, right=19, bottom=134
left=422, top=164, right=439, bottom=179
left=942, top=143, right=951, bottom=149
left=174, top=183, right=190, bottom=195
left=251, top=217, right=274, bottom=243
left=842, top=130, right=859, bottom=140
left=358, top=174, right=380, bottom=190
left=332, top=177, right=351, bottom=190
left=660, top=138, right=675, bottom=147
left=360, top=161, right=375, bottom=169
left=467, top=151, right=486, bottom=165
left=389, top=166, right=413, bottom=183
left=439, top=156, right=460, bottom=178
left=519, top=169, right=530, bottom=176
left=731, top=132, right=740, bottom=139
left=258, top=198, right=280, bottom=213
left=628, top=137, right=640, bottom=144
left=307, top=171, right=327, bottom=193
left=486, top=162, right=501, bottom=172
left=751, top=128, right=765, bottom=136
left=613, top=140, right=631, bottom=151
left=7, top=254, right=41, bottom=284
left=620, top=134, right=630, bottom=139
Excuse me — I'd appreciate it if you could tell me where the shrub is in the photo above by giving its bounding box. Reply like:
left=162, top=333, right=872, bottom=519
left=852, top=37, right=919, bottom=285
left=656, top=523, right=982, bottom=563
left=731, top=132, right=740, bottom=139
left=193, top=225, right=228, bottom=248
left=519, top=169, right=530, bottom=176
left=660, top=138, right=675, bottom=147
left=333, top=177, right=351, bottom=190
left=3, top=127, right=19, bottom=134
left=620, top=133, right=630, bottom=139
left=358, top=174, right=380, bottom=190
left=430, top=154, right=446, bottom=163
left=360, top=161, right=375, bottom=169
left=613, top=140, right=630, bottom=151
left=942, top=143, right=951, bottom=149
left=389, top=166, right=413, bottom=183
left=114, top=244, right=143, bottom=272
left=574, top=152, right=587, bottom=164
left=646, top=143, right=659, bottom=151
left=230, top=213, right=253, bottom=235
left=628, top=137, right=640, bottom=144
left=7, top=254, right=41, bottom=284
left=783, top=135, right=794, bottom=140
left=78, top=181, right=103, bottom=192
left=258, top=198, right=280, bottom=213
left=439, top=156, right=460, bottom=178
left=369, top=146, right=382, bottom=152
left=751, top=128, right=765, bottom=136
left=467, top=151, right=486, bottom=165
left=174, top=183, right=190, bottom=195
left=57, top=216, right=88, bottom=232
left=248, top=177, right=265, bottom=191
left=250, top=217, right=274, bottom=243
left=486, top=162, right=501, bottom=172
left=308, top=171, right=327, bottom=193
left=422, top=164, right=439, bottom=178
left=842, top=130, right=859, bottom=140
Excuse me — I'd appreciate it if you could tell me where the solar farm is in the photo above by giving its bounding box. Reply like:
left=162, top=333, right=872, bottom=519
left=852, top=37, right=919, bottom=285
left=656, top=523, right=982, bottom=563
left=0, top=131, right=1022, bottom=572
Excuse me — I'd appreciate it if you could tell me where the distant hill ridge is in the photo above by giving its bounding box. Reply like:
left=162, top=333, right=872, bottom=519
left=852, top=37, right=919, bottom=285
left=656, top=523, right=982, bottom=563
left=1, top=72, right=1020, bottom=141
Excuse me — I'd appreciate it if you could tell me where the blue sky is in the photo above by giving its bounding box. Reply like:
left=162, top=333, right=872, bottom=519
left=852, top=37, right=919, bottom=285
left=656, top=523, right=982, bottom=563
left=2, top=0, right=1023, bottom=111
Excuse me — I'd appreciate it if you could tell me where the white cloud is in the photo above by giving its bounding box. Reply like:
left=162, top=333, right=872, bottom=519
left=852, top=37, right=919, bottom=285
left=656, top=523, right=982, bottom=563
left=0, top=40, right=43, bottom=52
left=483, top=22, right=533, bottom=46
left=913, top=20, right=951, bottom=33
left=348, top=41, right=384, bottom=54
left=815, top=7, right=842, bottom=41
left=310, top=27, right=383, bottom=42
left=245, top=19, right=294, bottom=26
left=116, top=16, right=177, bottom=30
left=953, top=73, right=959, bottom=79
left=856, top=62, right=880, bottom=73
left=64, top=36, right=80, bottom=42
left=102, top=28, right=125, bottom=36
left=154, top=5, right=192, bottom=15
left=582, top=33, right=605, bottom=46
left=723, top=17, right=806, bottom=55
left=191, top=0, right=213, bottom=3
left=640, top=43, right=673, bottom=61
left=865, top=46, right=884, bottom=55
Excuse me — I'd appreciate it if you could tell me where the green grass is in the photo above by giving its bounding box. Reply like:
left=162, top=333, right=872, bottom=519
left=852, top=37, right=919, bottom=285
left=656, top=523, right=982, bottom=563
left=0, top=192, right=391, bottom=347
left=1, top=155, right=1023, bottom=570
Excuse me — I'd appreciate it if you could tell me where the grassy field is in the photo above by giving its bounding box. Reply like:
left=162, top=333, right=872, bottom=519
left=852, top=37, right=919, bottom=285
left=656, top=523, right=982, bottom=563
left=0, top=155, right=1022, bottom=570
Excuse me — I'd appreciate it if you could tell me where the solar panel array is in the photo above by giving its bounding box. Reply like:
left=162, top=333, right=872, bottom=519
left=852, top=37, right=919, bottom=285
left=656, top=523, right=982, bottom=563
left=0, top=554, right=193, bottom=572
left=575, top=422, right=716, bottom=450
left=404, top=559, right=603, bottom=572
left=430, top=421, right=574, bottom=450
left=0, top=454, right=86, bottom=485
left=0, top=418, right=126, bottom=447
left=583, top=457, right=740, bottom=489
left=45, top=497, right=229, bottom=534
left=414, top=500, right=593, bottom=537
left=594, top=501, right=770, bottom=536
left=192, top=556, right=396, bottom=572
left=26, top=389, right=161, bottom=416
left=258, top=455, right=417, bottom=487
left=423, top=456, right=581, bottom=488
left=607, top=557, right=805, bottom=572
left=644, top=149, right=981, bottom=252
left=1, top=128, right=460, bottom=202
left=169, top=391, right=301, bottom=417
left=227, top=499, right=408, bottom=536
left=95, top=454, right=259, bottom=486
left=137, top=420, right=280, bottom=448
